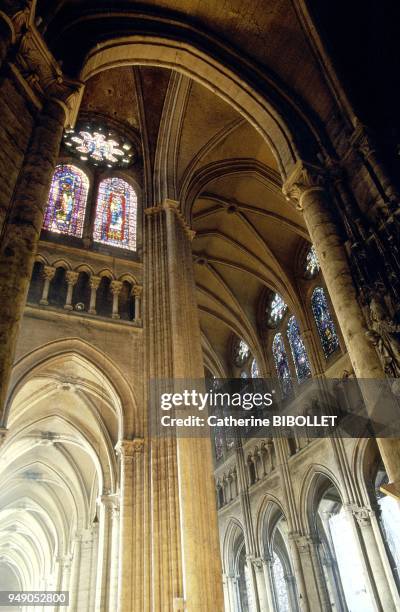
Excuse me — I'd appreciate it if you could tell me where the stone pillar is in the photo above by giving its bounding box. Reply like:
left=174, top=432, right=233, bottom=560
left=115, top=439, right=145, bottom=612
left=39, top=265, right=56, bottom=305
left=132, top=284, right=142, bottom=322
left=108, top=503, right=120, bottom=612
left=225, top=574, right=238, bottom=612
left=69, top=534, right=82, bottom=611
left=251, top=557, right=270, bottom=611
left=283, top=161, right=400, bottom=495
left=94, top=494, right=116, bottom=612
left=144, top=200, right=224, bottom=611
left=64, top=271, right=78, bottom=310
left=352, top=506, right=398, bottom=611
left=110, top=280, right=122, bottom=319
left=261, top=556, right=276, bottom=612
left=290, top=534, right=328, bottom=611
left=88, top=275, right=101, bottom=315
left=0, top=100, right=65, bottom=414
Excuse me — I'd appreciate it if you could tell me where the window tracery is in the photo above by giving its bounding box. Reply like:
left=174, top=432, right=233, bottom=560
left=251, top=358, right=260, bottom=378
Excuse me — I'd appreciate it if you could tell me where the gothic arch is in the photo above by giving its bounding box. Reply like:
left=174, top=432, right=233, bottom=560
left=3, top=337, right=140, bottom=437
left=299, top=464, right=346, bottom=535
left=76, top=33, right=326, bottom=186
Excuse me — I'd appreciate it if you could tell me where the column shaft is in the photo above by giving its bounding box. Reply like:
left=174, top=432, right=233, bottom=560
left=283, top=162, right=400, bottom=491
left=144, top=200, right=224, bottom=611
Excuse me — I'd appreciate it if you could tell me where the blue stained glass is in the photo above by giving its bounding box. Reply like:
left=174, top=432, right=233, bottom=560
left=43, top=164, right=89, bottom=237
left=272, top=333, right=293, bottom=396
left=312, top=287, right=339, bottom=358
left=93, top=177, right=137, bottom=250
left=287, top=316, right=312, bottom=382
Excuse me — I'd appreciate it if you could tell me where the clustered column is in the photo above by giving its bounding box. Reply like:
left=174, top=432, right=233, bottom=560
left=144, top=199, right=224, bottom=611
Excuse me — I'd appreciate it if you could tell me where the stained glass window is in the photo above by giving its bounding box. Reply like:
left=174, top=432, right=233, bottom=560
left=287, top=316, right=312, bottom=382
left=305, top=245, right=320, bottom=278
left=251, top=358, right=260, bottom=378
left=43, top=164, right=89, bottom=237
left=272, top=333, right=293, bottom=396
left=234, top=338, right=251, bottom=366
left=63, top=124, right=135, bottom=168
left=93, top=178, right=137, bottom=250
left=269, top=293, right=288, bottom=326
left=311, top=287, right=339, bottom=358
left=272, top=553, right=290, bottom=612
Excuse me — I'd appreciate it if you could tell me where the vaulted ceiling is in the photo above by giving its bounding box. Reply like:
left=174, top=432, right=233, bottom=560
left=79, top=66, right=311, bottom=374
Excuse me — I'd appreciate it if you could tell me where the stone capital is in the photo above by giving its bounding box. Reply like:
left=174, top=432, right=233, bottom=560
left=110, top=280, right=123, bottom=295
left=132, top=284, right=143, bottom=298
left=282, top=161, right=326, bottom=211
left=12, top=23, right=83, bottom=123
left=42, top=265, right=56, bottom=281
left=115, top=438, right=145, bottom=462
left=99, top=493, right=119, bottom=509
left=145, top=200, right=195, bottom=240
left=89, top=275, right=101, bottom=290
left=65, top=270, right=79, bottom=285
left=350, top=122, right=377, bottom=159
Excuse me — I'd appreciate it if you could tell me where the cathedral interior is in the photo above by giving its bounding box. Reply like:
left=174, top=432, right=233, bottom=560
left=0, top=1, right=400, bottom=611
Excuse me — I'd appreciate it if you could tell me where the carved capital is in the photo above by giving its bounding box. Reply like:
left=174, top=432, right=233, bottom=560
left=42, top=265, right=56, bottom=281
left=89, top=275, right=101, bottom=290
left=11, top=24, right=83, bottom=123
left=349, top=505, right=371, bottom=526
left=145, top=200, right=195, bottom=240
left=350, top=122, right=377, bottom=159
left=132, top=284, right=143, bottom=298
left=65, top=271, right=79, bottom=286
left=282, top=161, right=326, bottom=211
left=115, top=438, right=145, bottom=463
left=110, top=280, right=123, bottom=295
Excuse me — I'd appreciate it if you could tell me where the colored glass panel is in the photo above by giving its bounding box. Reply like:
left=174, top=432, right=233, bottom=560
left=270, top=293, right=287, bottom=324
left=272, top=333, right=293, bottom=396
left=234, top=339, right=251, bottom=366
left=287, top=316, right=312, bottom=382
left=312, top=287, right=339, bottom=358
left=43, top=164, right=89, bottom=237
left=93, top=178, right=137, bottom=250
left=306, top=245, right=320, bottom=277
left=251, top=358, right=260, bottom=378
